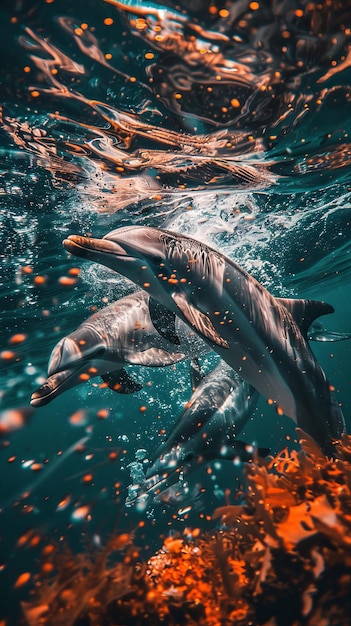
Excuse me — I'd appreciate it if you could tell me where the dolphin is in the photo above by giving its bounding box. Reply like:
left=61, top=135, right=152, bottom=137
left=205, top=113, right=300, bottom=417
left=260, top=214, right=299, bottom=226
left=126, top=360, right=263, bottom=505
left=31, top=290, right=208, bottom=407
left=63, top=226, right=346, bottom=455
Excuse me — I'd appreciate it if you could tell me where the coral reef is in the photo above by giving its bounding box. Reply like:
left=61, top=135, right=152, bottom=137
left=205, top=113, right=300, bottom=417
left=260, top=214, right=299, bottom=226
left=22, top=430, right=351, bottom=626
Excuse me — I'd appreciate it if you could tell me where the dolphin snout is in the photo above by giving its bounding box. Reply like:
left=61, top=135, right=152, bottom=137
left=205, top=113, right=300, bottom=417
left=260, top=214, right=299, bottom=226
left=48, top=337, right=82, bottom=376
left=63, top=235, right=127, bottom=259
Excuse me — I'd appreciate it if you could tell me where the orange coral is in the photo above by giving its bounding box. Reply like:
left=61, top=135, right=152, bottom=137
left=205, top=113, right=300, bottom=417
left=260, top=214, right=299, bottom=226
left=21, top=431, right=351, bottom=625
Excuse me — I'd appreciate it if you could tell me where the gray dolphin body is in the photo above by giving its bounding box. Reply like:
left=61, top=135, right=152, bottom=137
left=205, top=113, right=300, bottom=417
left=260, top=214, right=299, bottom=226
left=127, top=360, right=262, bottom=504
left=31, top=290, right=208, bottom=407
left=63, top=226, right=346, bottom=455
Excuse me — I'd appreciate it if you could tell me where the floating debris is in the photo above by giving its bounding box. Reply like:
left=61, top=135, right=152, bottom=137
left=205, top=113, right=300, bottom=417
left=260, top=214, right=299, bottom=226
left=21, top=431, right=351, bottom=625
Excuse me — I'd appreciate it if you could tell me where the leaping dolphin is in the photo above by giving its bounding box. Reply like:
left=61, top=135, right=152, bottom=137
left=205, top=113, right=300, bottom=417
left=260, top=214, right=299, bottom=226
left=63, top=226, right=346, bottom=455
left=31, top=290, right=208, bottom=407
left=127, top=360, right=262, bottom=505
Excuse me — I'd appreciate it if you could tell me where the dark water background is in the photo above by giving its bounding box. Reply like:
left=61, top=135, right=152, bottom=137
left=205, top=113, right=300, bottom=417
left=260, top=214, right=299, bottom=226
left=1, top=0, right=351, bottom=623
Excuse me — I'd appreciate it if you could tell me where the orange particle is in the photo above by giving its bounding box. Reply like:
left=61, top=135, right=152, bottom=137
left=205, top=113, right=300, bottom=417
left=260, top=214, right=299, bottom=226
left=14, top=572, right=31, bottom=588
left=41, top=562, right=54, bottom=575
left=79, top=373, right=90, bottom=381
left=105, top=53, right=112, bottom=60
left=7, top=456, right=17, bottom=463
left=109, top=451, right=118, bottom=461
left=153, top=194, right=162, bottom=201
left=29, top=534, right=41, bottom=547
left=97, top=409, right=109, bottom=419
left=42, top=544, right=55, bottom=556
left=129, top=76, right=137, bottom=83
left=30, top=90, right=40, bottom=98
left=231, top=98, right=241, bottom=108
left=104, top=17, right=114, bottom=25
left=22, top=265, right=33, bottom=274
left=249, top=1, right=259, bottom=9
left=56, top=495, right=71, bottom=511
left=139, top=405, right=147, bottom=413
left=276, top=405, right=284, bottom=416
left=58, top=276, right=77, bottom=286
left=295, top=9, right=303, bottom=17
left=174, top=93, right=182, bottom=100
left=69, top=409, right=87, bottom=426
left=10, top=16, right=18, bottom=23
left=9, top=334, right=27, bottom=345
left=17, top=530, right=33, bottom=547
left=68, top=267, right=81, bottom=276
left=81, top=23, right=88, bottom=30
left=82, top=473, right=93, bottom=484
left=328, top=384, right=335, bottom=392
left=219, top=9, right=229, bottom=17
left=33, top=275, right=46, bottom=285
left=1, top=350, right=15, bottom=361
left=209, top=5, right=218, bottom=14
left=136, top=18, right=147, bottom=30
left=74, top=27, right=83, bottom=36
left=267, top=398, right=274, bottom=405
left=23, top=66, right=31, bottom=73
left=143, top=282, right=150, bottom=288
left=31, top=463, right=43, bottom=471
left=145, top=52, right=154, bottom=59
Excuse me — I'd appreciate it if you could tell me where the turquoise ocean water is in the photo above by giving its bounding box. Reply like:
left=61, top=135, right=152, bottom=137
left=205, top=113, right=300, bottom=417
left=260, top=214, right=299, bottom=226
left=1, top=1, right=351, bottom=623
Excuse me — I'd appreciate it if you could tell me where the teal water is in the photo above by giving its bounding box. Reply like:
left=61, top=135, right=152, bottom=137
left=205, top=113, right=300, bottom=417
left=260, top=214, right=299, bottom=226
left=1, top=1, right=351, bottom=623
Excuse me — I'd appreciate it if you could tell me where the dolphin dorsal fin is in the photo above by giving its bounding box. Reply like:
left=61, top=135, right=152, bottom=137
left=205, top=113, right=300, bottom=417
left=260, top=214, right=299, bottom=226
left=149, top=298, right=181, bottom=345
left=276, top=298, right=334, bottom=338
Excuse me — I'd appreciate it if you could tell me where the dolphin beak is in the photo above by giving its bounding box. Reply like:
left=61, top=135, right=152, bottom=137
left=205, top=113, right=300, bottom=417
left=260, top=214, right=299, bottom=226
left=31, top=365, right=90, bottom=407
left=31, top=370, right=72, bottom=407
left=63, top=235, right=128, bottom=262
left=48, top=337, right=83, bottom=376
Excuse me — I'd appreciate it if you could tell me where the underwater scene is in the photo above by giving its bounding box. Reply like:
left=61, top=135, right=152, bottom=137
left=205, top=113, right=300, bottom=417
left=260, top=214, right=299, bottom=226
left=1, top=0, right=351, bottom=624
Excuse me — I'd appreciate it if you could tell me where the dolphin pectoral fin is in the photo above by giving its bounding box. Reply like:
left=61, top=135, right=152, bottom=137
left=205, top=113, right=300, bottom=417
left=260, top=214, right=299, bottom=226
left=172, top=292, right=230, bottom=349
left=127, top=348, right=185, bottom=366
left=149, top=298, right=181, bottom=345
left=276, top=298, right=334, bottom=338
left=101, top=369, right=142, bottom=394
left=190, top=358, right=205, bottom=390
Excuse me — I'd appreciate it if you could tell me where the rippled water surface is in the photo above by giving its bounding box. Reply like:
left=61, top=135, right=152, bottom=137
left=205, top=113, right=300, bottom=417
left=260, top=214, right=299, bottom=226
left=1, top=0, right=351, bottom=623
